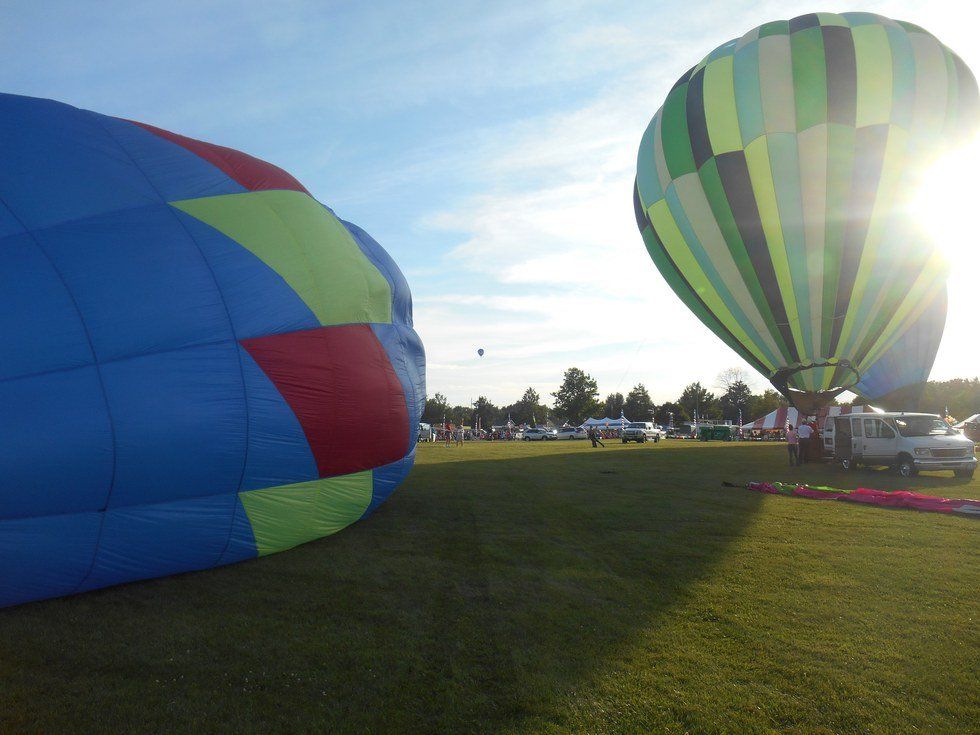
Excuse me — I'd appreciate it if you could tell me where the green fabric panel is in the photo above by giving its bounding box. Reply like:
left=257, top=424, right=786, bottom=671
left=652, top=111, right=673, bottom=197
left=821, top=124, right=854, bottom=357
left=648, top=198, right=766, bottom=364
left=758, top=20, right=789, bottom=38
left=697, top=158, right=792, bottom=365
left=835, top=126, right=908, bottom=358
left=759, top=34, right=797, bottom=133
left=791, top=27, right=828, bottom=131
left=765, top=133, right=811, bottom=364
left=703, top=56, right=743, bottom=154
left=849, top=208, right=919, bottom=369
left=846, top=12, right=887, bottom=28
left=668, top=175, right=782, bottom=368
left=859, top=265, right=946, bottom=372
left=172, top=191, right=392, bottom=326
left=853, top=23, right=893, bottom=128
left=816, top=13, right=849, bottom=28
left=733, top=41, right=765, bottom=146
left=735, top=27, right=760, bottom=51
left=641, top=225, right=771, bottom=375
left=707, top=40, right=737, bottom=64
left=796, top=124, right=829, bottom=362
left=896, top=20, right=927, bottom=34
left=661, top=84, right=697, bottom=179
left=742, top=136, right=804, bottom=358
left=858, top=261, right=946, bottom=372
left=909, top=33, right=948, bottom=137
left=240, top=471, right=373, bottom=556
left=885, top=24, right=915, bottom=130
left=636, top=112, right=665, bottom=206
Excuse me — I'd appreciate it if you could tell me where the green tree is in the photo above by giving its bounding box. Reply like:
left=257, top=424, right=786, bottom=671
left=422, top=392, right=450, bottom=424
left=654, top=401, right=688, bottom=426
left=746, top=389, right=786, bottom=421
left=471, top=396, right=499, bottom=432
left=447, top=405, right=470, bottom=426
left=500, top=387, right=550, bottom=426
left=718, top=380, right=753, bottom=422
left=678, top=382, right=717, bottom=421
left=623, top=383, right=655, bottom=421
left=552, top=367, right=600, bottom=425
left=603, top=392, right=625, bottom=418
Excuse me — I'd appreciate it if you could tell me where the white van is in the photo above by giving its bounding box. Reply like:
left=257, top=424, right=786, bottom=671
left=825, top=412, right=976, bottom=478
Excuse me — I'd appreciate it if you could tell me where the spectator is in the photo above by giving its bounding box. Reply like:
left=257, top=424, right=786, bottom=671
left=797, top=420, right=813, bottom=464
left=786, top=424, right=799, bottom=466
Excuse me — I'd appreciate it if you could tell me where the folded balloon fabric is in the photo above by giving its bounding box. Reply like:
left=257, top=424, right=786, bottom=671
left=744, top=482, right=980, bottom=517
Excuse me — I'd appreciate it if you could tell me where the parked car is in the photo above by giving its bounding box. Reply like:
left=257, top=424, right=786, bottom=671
left=556, top=426, right=587, bottom=440
left=621, top=422, right=664, bottom=443
left=825, top=412, right=976, bottom=478
left=523, top=428, right=557, bottom=441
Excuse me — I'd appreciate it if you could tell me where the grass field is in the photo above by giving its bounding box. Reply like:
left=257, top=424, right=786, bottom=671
left=1, top=440, right=977, bottom=734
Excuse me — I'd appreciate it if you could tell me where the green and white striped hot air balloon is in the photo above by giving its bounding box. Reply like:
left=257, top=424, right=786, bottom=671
left=634, top=12, right=979, bottom=412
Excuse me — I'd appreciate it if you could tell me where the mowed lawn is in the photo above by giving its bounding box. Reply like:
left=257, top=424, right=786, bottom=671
left=1, top=441, right=977, bottom=734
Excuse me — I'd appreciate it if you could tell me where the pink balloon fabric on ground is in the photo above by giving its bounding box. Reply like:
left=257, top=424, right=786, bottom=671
left=743, top=482, right=980, bottom=517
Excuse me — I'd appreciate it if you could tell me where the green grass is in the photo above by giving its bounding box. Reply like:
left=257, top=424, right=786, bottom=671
left=1, top=440, right=977, bottom=734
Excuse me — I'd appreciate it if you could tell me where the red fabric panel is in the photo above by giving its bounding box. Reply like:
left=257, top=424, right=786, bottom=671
left=129, top=120, right=310, bottom=194
left=241, top=325, right=409, bottom=478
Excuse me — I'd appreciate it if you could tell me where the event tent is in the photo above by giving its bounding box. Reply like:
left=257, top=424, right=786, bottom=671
left=581, top=417, right=630, bottom=429
left=741, top=404, right=881, bottom=431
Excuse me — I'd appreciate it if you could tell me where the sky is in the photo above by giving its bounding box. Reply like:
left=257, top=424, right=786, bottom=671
left=2, top=0, right=977, bottom=408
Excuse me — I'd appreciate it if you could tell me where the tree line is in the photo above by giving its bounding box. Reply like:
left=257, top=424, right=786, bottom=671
left=421, top=366, right=788, bottom=428
left=421, top=369, right=980, bottom=429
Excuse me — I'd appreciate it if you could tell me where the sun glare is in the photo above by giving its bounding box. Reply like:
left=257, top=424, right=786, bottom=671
left=910, top=135, right=980, bottom=268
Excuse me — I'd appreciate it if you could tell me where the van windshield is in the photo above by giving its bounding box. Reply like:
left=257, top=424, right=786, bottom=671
left=627, top=423, right=647, bottom=429
left=894, top=417, right=954, bottom=437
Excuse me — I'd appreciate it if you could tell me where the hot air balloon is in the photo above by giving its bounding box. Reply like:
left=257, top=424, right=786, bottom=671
left=477, top=348, right=485, bottom=357
left=0, top=94, right=425, bottom=608
left=634, top=12, right=978, bottom=412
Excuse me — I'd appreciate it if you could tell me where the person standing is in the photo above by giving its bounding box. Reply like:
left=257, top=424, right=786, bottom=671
left=786, top=425, right=799, bottom=466
left=797, top=420, right=813, bottom=464
left=445, top=423, right=453, bottom=447
left=588, top=427, right=605, bottom=448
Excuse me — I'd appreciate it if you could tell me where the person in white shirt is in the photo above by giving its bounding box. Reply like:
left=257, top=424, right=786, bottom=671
left=797, top=421, right=813, bottom=464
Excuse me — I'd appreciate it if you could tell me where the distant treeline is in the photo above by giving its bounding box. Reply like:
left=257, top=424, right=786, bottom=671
left=422, top=370, right=979, bottom=429
left=871, top=378, right=980, bottom=421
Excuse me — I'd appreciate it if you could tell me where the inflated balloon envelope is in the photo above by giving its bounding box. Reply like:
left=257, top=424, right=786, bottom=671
left=634, top=12, right=979, bottom=412
left=0, top=94, right=425, bottom=607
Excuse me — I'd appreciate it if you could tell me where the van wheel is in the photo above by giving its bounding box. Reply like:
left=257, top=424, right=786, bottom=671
left=621, top=438, right=627, bottom=444
left=897, top=457, right=917, bottom=478
left=954, top=468, right=975, bottom=479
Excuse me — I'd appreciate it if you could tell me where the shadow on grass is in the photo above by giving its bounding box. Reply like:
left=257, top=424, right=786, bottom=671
left=1, top=445, right=763, bottom=733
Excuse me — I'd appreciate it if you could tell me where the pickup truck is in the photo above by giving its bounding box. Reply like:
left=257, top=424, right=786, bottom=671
left=621, top=422, right=664, bottom=444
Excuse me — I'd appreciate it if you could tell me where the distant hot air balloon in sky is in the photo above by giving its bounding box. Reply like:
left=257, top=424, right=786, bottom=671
left=0, top=93, right=425, bottom=608
left=634, top=12, right=979, bottom=411
left=477, top=348, right=485, bottom=357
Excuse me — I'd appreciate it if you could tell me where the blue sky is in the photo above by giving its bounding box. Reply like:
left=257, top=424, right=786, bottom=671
left=2, top=0, right=976, bottom=407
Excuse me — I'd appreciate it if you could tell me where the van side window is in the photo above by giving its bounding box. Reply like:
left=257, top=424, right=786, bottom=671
left=864, top=419, right=895, bottom=439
